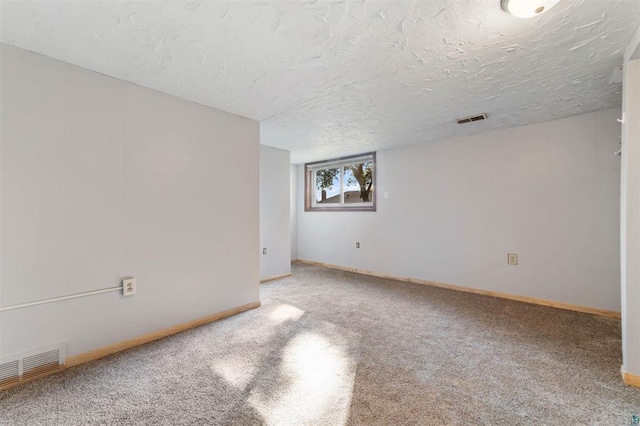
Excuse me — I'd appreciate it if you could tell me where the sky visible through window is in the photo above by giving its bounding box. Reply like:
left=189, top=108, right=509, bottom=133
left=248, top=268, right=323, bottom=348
left=307, top=155, right=375, bottom=211
left=315, top=172, right=361, bottom=201
left=316, top=170, right=360, bottom=201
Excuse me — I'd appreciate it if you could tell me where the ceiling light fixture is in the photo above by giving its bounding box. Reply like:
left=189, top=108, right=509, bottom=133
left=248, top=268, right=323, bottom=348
left=501, top=0, right=560, bottom=18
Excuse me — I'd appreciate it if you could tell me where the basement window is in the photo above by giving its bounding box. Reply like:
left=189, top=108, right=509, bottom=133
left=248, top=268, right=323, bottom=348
left=305, top=152, right=376, bottom=212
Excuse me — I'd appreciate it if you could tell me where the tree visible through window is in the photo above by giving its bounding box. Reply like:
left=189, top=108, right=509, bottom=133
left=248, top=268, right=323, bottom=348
left=305, top=153, right=376, bottom=211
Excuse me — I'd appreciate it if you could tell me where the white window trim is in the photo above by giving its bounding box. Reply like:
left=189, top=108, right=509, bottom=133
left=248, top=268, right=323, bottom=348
left=305, top=152, right=376, bottom=212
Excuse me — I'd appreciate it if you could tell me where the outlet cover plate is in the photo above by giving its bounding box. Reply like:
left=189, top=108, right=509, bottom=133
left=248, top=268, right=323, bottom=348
left=123, top=278, right=136, bottom=296
left=507, top=253, right=518, bottom=265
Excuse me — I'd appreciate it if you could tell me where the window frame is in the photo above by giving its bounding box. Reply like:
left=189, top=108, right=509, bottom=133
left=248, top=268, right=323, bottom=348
left=304, top=152, right=376, bottom=212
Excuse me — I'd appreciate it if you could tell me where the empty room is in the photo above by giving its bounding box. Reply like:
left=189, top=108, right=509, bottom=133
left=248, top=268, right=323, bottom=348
left=1, top=0, right=640, bottom=424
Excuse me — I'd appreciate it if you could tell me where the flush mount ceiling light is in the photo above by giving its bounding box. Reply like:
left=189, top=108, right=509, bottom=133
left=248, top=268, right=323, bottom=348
left=501, top=0, right=560, bottom=18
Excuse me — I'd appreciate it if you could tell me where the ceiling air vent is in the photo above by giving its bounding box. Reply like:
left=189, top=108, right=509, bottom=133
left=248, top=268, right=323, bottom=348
left=456, top=113, right=488, bottom=124
left=0, top=343, right=65, bottom=391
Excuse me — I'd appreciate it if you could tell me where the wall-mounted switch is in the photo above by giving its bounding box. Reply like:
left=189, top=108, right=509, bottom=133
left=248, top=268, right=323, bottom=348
left=123, top=278, right=136, bottom=296
left=507, top=253, right=518, bottom=265
left=384, top=192, right=389, bottom=199
left=262, top=248, right=267, bottom=255
left=356, top=242, right=360, bottom=248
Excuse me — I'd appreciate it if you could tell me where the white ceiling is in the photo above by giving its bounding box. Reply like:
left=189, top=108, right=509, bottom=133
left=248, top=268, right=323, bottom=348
left=1, top=1, right=639, bottom=163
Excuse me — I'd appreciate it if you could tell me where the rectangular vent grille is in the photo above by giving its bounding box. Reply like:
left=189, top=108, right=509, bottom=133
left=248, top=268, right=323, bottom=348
left=457, top=113, right=488, bottom=124
left=23, top=349, right=61, bottom=380
left=0, top=344, right=65, bottom=391
left=0, top=360, right=19, bottom=388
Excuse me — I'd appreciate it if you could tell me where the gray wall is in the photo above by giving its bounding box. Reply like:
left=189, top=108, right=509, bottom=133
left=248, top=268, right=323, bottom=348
left=621, top=24, right=640, bottom=377
left=297, top=109, right=622, bottom=311
left=259, top=145, right=291, bottom=279
left=291, top=164, right=299, bottom=260
left=0, top=44, right=260, bottom=359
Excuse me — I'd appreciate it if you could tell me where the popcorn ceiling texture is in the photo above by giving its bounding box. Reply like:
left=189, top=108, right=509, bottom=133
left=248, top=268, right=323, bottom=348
left=1, top=0, right=638, bottom=163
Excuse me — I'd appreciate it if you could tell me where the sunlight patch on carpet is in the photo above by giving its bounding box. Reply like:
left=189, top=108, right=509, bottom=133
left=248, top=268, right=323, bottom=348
left=268, top=304, right=305, bottom=324
left=248, top=331, right=356, bottom=425
left=210, top=357, right=257, bottom=389
left=210, top=302, right=304, bottom=389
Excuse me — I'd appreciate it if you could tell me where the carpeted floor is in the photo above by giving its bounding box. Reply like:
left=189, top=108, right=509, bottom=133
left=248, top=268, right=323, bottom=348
left=1, top=263, right=639, bottom=425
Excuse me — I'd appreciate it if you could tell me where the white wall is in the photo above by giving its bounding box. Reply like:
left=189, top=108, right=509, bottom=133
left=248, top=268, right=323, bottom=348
left=291, top=165, right=299, bottom=260
left=298, top=109, right=622, bottom=311
left=259, top=145, right=291, bottom=280
left=621, top=24, right=640, bottom=377
left=0, top=44, right=260, bottom=359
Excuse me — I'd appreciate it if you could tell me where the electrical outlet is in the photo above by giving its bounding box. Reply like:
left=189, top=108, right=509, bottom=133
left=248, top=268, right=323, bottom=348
left=263, top=247, right=267, bottom=255
left=384, top=192, right=389, bottom=199
left=507, top=253, right=518, bottom=265
left=356, top=242, right=360, bottom=248
left=123, top=278, right=136, bottom=296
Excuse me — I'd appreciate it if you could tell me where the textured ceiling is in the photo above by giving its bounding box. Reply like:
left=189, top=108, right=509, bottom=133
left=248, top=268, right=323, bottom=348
left=1, top=1, right=639, bottom=163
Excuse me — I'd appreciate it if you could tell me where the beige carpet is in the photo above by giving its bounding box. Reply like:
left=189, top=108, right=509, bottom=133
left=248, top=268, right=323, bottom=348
left=1, top=263, right=638, bottom=425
